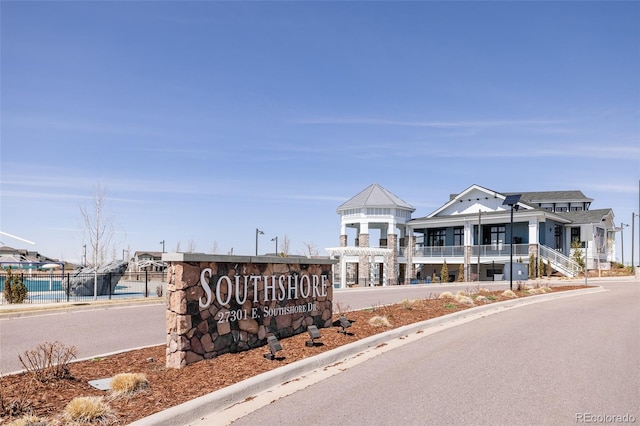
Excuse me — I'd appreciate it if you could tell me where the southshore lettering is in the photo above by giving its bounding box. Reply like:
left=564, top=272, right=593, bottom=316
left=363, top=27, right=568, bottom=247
left=199, top=269, right=328, bottom=309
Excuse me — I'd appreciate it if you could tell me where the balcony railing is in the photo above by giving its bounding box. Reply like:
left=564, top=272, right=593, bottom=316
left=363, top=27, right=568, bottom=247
left=471, top=244, right=530, bottom=258
left=413, top=245, right=466, bottom=257
left=398, top=244, right=530, bottom=258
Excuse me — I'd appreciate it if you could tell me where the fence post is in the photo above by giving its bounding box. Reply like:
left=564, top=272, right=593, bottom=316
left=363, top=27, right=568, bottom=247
left=66, top=273, right=70, bottom=302
left=145, top=270, right=149, bottom=297
left=108, top=272, right=112, bottom=300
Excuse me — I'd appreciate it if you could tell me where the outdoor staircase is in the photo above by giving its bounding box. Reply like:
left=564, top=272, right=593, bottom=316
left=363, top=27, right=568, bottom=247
left=539, top=245, right=582, bottom=278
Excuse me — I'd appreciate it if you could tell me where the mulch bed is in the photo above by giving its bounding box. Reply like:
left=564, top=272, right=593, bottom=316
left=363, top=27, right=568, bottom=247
left=0, top=285, right=587, bottom=424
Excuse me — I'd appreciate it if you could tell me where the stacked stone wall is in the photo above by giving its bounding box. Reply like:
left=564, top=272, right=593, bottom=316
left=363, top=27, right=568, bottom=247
left=166, top=260, right=333, bottom=369
left=406, top=235, right=415, bottom=285
left=464, top=245, right=473, bottom=282
left=387, top=233, right=397, bottom=285
left=358, top=233, right=370, bottom=286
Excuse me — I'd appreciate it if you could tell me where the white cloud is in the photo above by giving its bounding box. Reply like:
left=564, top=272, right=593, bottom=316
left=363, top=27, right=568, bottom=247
left=297, top=117, right=567, bottom=128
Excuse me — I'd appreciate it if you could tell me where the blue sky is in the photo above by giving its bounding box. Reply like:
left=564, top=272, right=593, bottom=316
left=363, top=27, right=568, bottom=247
left=1, top=1, right=639, bottom=264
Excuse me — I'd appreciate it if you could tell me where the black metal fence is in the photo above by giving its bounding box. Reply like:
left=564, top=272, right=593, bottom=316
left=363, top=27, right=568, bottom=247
left=0, top=270, right=167, bottom=305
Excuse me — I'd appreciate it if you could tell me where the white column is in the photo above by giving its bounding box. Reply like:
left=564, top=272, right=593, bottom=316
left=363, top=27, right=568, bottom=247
left=464, top=221, right=474, bottom=246
left=360, top=222, right=369, bottom=234
left=529, top=219, right=539, bottom=244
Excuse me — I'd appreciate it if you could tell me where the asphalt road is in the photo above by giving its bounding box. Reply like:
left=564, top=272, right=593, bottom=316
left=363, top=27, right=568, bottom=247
left=0, top=303, right=165, bottom=373
left=0, top=282, right=510, bottom=373
left=227, top=280, right=639, bottom=426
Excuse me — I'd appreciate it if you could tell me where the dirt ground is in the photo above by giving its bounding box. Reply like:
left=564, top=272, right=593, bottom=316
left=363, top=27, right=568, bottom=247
left=0, top=285, right=587, bottom=425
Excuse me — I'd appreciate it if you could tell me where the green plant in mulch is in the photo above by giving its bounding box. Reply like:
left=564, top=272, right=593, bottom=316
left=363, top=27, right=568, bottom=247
left=3, top=267, right=28, bottom=304
left=441, top=261, right=449, bottom=283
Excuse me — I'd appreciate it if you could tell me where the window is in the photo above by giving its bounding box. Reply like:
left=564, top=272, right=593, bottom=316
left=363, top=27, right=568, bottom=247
left=489, top=225, right=505, bottom=246
left=570, top=207, right=583, bottom=211
left=427, top=229, right=446, bottom=246
left=555, top=225, right=563, bottom=249
left=453, top=227, right=464, bottom=246
left=571, top=227, right=580, bottom=243
left=556, top=207, right=568, bottom=212
left=366, top=208, right=390, bottom=216
left=342, top=209, right=361, bottom=217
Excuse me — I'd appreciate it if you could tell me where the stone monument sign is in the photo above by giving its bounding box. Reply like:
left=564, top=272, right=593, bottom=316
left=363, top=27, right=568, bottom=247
left=163, top=253, right=335, bottom=368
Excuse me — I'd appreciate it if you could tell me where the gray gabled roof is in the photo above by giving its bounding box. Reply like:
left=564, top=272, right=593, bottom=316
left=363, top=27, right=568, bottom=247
left=337, top=183, right=415, bottom=212
left=556, top=208, right=613, bottom=224
left=514, top=190, right=593, bottom=203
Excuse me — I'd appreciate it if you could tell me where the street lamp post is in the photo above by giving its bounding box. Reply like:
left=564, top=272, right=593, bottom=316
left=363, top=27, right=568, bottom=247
left=159, top=240, right=165, bottom=253
left=502, top=194, right=521, bottom=291
left=271, top=236, right=278, bottom=254
left=632, top=213, right=636, bottom=269
left=255, top=228, right=264, bottom=256
left=619, top=223, right=629, bottom=265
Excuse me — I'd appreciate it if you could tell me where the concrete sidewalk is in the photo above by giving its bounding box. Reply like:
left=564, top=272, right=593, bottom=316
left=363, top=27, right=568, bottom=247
left=0, top=296, right=164, bottom=317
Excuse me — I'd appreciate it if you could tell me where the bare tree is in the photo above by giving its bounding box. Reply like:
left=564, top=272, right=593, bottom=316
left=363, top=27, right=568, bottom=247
left=281, top=235, right=291, bottom=256
left=175, top=241, right=182, bottom=253
left=80, top=184, right=115, bottom=268
left=210, top=241, right=219, bottom=254
left=186, top=238, right=197, bottom=253
left=300, top=241, right=319, bottom=258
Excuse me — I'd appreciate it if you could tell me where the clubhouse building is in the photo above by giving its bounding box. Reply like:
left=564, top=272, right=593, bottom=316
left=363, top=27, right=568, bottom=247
left=328, top=184, right=616, bottom=287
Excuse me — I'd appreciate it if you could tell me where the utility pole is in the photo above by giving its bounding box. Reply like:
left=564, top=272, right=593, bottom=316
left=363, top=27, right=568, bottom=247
left=619, top=223, right=628, bottom=265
